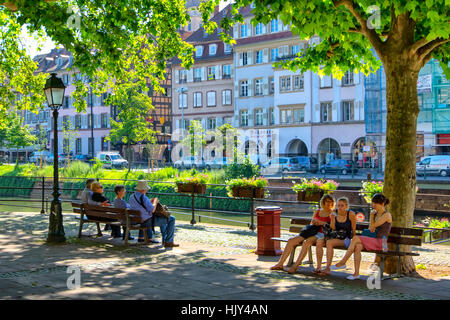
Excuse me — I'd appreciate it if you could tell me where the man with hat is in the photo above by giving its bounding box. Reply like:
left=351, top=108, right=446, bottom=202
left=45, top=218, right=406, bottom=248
left=129, top=180, right=179, bottom=247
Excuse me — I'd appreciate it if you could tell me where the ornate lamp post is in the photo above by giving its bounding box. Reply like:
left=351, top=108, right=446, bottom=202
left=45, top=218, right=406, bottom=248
left=44, top=73, right=66, bottom=243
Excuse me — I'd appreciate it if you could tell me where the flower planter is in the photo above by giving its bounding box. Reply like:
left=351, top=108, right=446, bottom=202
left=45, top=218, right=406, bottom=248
left=176, top=183, right=206, bottom=194
left=231, top=186, right=265, bottom=198
left=297, top=190, right=324, bottom=202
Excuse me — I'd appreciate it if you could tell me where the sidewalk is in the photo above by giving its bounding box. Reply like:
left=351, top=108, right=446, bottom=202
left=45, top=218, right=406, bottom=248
left=0, top=211, right=449, bottom=300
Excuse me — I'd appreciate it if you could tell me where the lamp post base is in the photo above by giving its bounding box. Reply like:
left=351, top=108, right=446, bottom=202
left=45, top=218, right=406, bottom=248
left=47, top=199, right=66, bottom=244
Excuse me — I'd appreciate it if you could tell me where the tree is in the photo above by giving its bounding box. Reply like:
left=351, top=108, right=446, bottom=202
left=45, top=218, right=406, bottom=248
left=34, top=125, right=48, bottom=168
left=107, top=86, right=156, bottom=172
left=181, top=120, right=206, bottom=160
left=201, top=0, right=449, bottom=274
left=62, top=119, right=79, bottom=167
left=6, top=111, right=36, bottom=162
left=0, top=1, right=195, bottom=126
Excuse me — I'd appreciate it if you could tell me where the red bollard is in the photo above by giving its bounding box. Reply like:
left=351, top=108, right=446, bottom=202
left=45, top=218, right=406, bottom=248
left=255, top=206, right=282, bottom=256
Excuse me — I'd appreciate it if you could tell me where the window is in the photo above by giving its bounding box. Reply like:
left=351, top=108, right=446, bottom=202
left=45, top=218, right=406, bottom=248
left=293, top=74, right=304, bottom=90
left=88, top=114, right=93, bottom=129
left=223, top=117, right=232, bottom=124
left=293, top=108, right=304, bottom=123
left=255, top=50, right=264, bottom=64
left=222, top=90, right=232, bottom=105
left=342, top=71, right=354, bottom=86
left=224, top=43, right=231, bottom=54
left=101, top=113, right=108, bottom=128
left=240, top=80, right=248, bottom=97
left=193, top=92, right=202, bottom=107
left=63, top=96, right=69, bottom=109
left=271, top=19, right=278, bottom=32
left=240, top=110, right=249, bottom=127
left=62, top=115, right=69, bottom=130
left=320, top=74, right=332, bottom=88
left=241, top=24, right=248, bottom=37
left=75, top=114, right=82, bottom=129
left=280, top=109, right=292, bottom=124
left=291, top=45, right=299, bottom=55
left=207, top=66, right=216, bottom=80
left=63, top=74, right=69, bottom=85
left=179, top=119, right=189, bottom=130
left=194, top=68, right=202, bottom=82
left=207, top=91, right=216, bottom=107
left=242, top=52, right=248, bottom=66
left=209, top=44, right=217, bottom=56
left=271, top=48, right=279, bottom=61
left=280, top=76, right=291, bottom=92
left=269, top=107, right=275, bottom=125
left=320, top=102, right=333, bottom=122
left=195, top=46, right=203, bottom=57
left=179, top=93, right=187, bottom=109
left=188, top=23, right=191, bottom=31
left=254, top=78, right=263, bottom=96
left=180, top=70, right=188, bottom=83
left=101, top=137, right=109, bottom=151
left=207, top=118, right=216, bottom=130
left=75, top=138, right=82, bottom=154
left=88, top=137, right=94, bottom=155
left=223, top=65, right=231, bottom=79
left=342, top=101, right=355, bottom=121
left=269, top=77, right=274, bottom=94
left=255, top=23, right=264, bottom=35
left=255, top=109, right=263, bottom=126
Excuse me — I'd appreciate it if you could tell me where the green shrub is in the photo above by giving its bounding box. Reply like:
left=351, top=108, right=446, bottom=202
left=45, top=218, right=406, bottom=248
left=224, top=157, right=260, bottom=180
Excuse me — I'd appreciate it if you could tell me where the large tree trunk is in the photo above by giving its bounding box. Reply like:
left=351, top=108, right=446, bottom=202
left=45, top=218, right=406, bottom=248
left=382, top=58, right=420, bottom=274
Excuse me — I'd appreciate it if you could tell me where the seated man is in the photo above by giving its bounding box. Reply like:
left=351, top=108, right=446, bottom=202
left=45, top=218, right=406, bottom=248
left=129, top=180, right=179, bottom=247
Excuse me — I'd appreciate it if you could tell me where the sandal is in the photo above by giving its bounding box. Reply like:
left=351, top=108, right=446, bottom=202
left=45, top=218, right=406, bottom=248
left=312, top=269, right=322, bottom=275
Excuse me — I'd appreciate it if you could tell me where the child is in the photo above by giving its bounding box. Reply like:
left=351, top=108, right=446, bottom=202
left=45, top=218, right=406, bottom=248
left=91, top=182, right=121, bottom=238
left=113, top=185, right=134, bottom=241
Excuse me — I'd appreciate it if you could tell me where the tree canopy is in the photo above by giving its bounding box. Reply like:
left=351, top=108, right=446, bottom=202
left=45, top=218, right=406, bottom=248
left=0, top=0, right=195, bottom=126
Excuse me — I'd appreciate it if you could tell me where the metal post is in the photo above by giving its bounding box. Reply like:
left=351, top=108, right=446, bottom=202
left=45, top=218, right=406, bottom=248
left=40, top=176, right=45, bottom=214
left=190, top=191, right=196, bottom=225
left=249, top=188, right=255, bottom=231
left=47, top=108, right=66, bottom=243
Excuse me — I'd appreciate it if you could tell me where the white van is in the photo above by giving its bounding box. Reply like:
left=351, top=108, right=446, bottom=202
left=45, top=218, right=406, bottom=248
left=416, top=155, right=450, bottom=177
left=96, top=152, right=128, bottom=169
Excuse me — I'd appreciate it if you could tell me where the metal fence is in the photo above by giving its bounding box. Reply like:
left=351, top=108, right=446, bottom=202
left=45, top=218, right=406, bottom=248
left=0, top=175, right=449, bottom=244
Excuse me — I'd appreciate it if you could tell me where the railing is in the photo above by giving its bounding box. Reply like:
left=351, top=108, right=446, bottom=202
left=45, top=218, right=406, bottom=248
left=0, top=175, right=449, bottom=243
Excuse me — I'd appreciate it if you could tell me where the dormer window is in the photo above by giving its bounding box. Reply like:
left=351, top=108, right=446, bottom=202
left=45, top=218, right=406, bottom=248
left=224, top=43, right=231, bottom=54
left=57, top=57, right=62, bottom=67
left=209, top=44, right=217, bottom=56
left=195, top=46, right=203, bottom=57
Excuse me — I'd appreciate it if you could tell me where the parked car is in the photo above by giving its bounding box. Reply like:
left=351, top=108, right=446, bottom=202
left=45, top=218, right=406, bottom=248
left=416, top=155, right=450, bottom=177
left=74, top=154, right=95, bottom=163
left=319, top=159, right=358, bottom=175
left=29, top=151, right=53, bottom=165
left=292, top=156, right=319, bottom=173
left=174, top=156, right=205, bottom=169
left=96, top=152, right=128, bottom=169
left=262, top=157, right=301, bottom=173
left=204, top=157, right=228, bottom=170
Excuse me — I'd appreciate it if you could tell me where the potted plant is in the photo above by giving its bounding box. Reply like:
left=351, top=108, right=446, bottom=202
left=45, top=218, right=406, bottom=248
left=292, top=178, right=339, bottom=202
left=226, top=177, right=268, bottom=198
left=174, top=174, right=208, bottom=194
left=359, top=180, right=384, bottom=204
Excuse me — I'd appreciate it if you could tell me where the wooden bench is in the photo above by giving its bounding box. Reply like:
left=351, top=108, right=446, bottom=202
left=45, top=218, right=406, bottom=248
left=272, top=217, right=423, bottom=280
left=71, top=201, right=151, bottom=246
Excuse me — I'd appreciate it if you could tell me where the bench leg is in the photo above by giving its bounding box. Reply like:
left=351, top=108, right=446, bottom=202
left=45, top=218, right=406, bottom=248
left=124, top=227, right=130, bottom=246
left=96, top=222, right=103, bottom=237
left=287, top=246, right=297, bottom=267
left=78, top=214, right=84, bottom=238
left=305, top=247, right=314, bottom=266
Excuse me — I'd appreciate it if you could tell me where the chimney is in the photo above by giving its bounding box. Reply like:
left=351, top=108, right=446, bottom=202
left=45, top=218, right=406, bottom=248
left=213, top=5, right=219, bottom=16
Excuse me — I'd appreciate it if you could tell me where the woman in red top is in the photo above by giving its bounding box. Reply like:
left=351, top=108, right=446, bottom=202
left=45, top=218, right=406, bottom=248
left=271, top=194, right=334, bottom=274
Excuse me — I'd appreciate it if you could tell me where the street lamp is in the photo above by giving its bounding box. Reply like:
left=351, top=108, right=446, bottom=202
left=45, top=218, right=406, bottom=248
left=44, top=73, right=66, bottom=243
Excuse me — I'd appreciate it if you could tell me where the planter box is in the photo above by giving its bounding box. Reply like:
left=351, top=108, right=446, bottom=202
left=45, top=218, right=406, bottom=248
left=297, top=190, right=324, bottom=202
left=176, top=183, right=206, bottom=194
left=231, top=186, right=265, bottom=198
